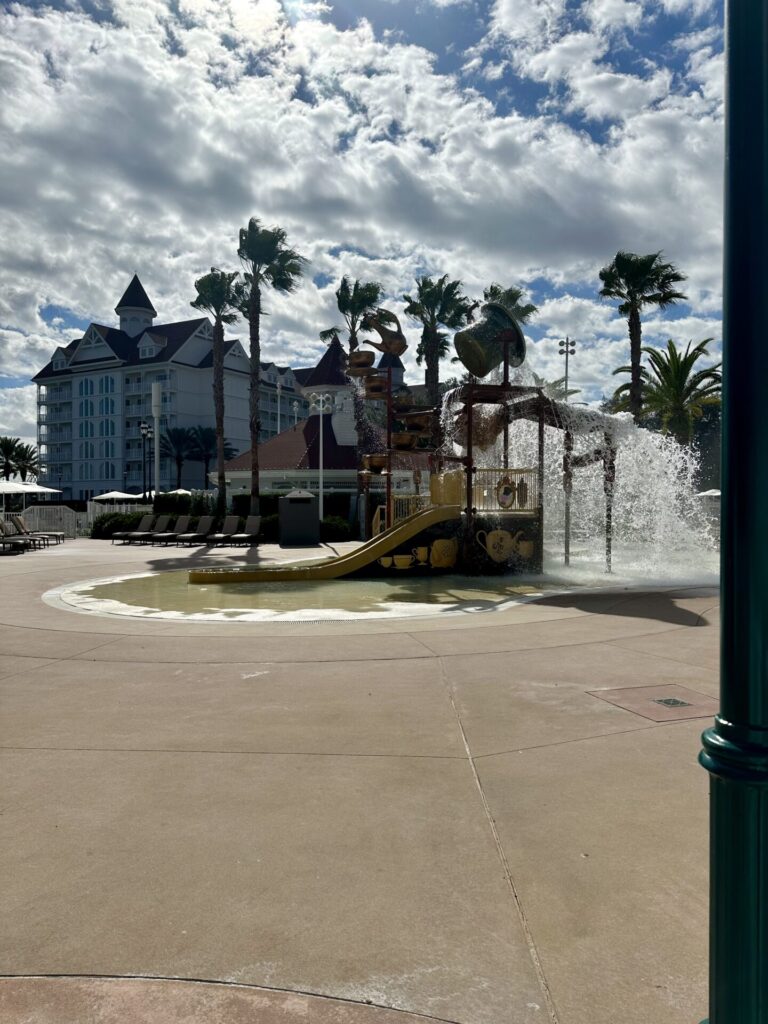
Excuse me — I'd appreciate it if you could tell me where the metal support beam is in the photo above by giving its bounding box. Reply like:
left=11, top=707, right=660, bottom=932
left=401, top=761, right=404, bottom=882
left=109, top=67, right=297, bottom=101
left=699, top=4, right=768, bottom=1022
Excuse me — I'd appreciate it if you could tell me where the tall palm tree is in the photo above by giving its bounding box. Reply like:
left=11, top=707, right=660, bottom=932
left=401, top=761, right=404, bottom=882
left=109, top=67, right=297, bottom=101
left=403, top=275, right=476, bottom=444
left=13, top=443, right=39, bottom=481
left=188, top=426, right=236, bottom=489
left=0, top=436, right=22, bottom=480
left=319, top=276, right=383, bottom=354
left=160, top=427, right=196, bottom=489
left=612, top=338, right=721, bottom=445
left=191, top=268, right=242, bottom=513
left=599, top=251, right=687, bottom=421
left=237, top=217, right=308, bottom=515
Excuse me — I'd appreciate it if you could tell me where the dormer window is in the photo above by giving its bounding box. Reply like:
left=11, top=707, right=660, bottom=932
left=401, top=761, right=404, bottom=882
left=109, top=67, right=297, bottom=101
left=139, top=343, right=155, bottom=359
left=53, top=355, right=66, bottom=371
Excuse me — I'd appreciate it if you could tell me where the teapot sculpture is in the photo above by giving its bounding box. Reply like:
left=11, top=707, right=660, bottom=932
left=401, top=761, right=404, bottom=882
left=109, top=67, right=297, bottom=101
left=475, top=529, right=534, bottom=563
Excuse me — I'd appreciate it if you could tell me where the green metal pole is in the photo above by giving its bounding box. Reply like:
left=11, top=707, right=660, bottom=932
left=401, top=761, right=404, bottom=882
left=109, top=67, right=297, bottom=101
left=699, top=3, right=768, bottom=1022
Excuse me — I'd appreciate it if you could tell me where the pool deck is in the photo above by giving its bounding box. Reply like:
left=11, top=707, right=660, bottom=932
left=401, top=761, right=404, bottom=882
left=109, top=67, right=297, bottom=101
left=0, top=540, right=719, bottom=1024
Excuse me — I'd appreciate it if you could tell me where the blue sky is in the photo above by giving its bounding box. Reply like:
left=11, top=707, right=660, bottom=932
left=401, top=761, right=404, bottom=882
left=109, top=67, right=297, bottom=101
left=0, top=0, right=724, bottom=442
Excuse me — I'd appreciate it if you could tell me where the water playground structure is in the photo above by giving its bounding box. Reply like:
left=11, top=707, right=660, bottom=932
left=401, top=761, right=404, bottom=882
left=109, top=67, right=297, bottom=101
left=189, top=299, right=627, bottom=586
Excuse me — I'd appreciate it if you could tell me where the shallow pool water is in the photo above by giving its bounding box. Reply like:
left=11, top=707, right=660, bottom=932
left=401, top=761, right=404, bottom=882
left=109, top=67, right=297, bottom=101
left=48, top=570, right=547, bottom=622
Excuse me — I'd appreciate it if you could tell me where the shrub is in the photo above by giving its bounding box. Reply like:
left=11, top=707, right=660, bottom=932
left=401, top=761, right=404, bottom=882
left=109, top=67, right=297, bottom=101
left=153, top=493, right=191, bottom=515
left=320, top=516, right=352, bottom=542
left=90, top=512, right=146, bottom=539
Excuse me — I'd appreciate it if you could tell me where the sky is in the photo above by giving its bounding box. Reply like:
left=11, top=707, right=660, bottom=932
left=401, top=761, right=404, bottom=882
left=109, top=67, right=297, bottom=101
left=0, top=0, right=724, bottom=445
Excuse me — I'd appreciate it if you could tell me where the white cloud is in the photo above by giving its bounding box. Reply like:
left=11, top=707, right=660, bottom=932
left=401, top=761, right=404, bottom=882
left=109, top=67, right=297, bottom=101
left=0, top=0, right=724, bottom=438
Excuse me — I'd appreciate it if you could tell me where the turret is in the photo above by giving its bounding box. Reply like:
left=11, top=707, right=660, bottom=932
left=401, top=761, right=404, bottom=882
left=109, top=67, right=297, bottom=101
left=115, top=274, right=157, bottom=337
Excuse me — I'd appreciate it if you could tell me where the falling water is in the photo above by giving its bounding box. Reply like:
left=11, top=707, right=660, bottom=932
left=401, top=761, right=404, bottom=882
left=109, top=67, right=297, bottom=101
left=440, top=371, right=719, bottom=584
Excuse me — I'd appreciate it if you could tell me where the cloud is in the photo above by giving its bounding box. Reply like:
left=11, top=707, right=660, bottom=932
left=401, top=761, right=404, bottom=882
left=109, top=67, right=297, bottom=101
left=0, top=0, right=724, bottom=438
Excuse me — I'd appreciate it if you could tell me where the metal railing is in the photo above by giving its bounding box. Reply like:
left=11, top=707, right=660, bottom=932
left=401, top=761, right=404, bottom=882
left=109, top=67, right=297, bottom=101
left=472, top=467, right=539, bottom=513
left=391, top=492, right=432, bottom=526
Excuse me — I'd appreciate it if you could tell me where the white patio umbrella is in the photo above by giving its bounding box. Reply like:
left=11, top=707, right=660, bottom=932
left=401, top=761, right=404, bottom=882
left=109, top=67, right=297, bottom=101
left=92, top=490, right=140, bottom=501
left=0, top=479, right=60, bottom=510
left=696, top=489, right=721, bottom=498
left=162, top=488, right=192, bottom=496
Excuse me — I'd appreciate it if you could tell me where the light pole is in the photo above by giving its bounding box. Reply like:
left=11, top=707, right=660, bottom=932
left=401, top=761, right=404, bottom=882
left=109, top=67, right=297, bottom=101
left=276, top=380, right=282, bottom=435
left=309, top=392, right=332, bottom=520
left=140, top=421, right=153, bottom=501
left=292, top=399, right=299, bottom=426
left=559, top=336, right=576, bottom=401
left=699, top=4, right=768, bottom=1022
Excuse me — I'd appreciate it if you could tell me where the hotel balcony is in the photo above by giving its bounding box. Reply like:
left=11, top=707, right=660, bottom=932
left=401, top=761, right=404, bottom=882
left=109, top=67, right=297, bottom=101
left=38, top=410, right=73, bottom=424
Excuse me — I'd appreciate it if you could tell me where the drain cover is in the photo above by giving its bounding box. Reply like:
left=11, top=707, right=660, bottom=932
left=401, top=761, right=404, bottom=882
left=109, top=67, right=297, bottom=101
left=587, top=684, right=718, bottom=721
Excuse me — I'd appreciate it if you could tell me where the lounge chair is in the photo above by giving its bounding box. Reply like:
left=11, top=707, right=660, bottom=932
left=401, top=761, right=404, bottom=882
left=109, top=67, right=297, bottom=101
left=230, top=515, right=261, bottom=546
left=12, top=515, right=64, bottom=545
left=127, top=514, right=169, bottom=544
left=151, top=515, right=191, bottom=545
left=206, top=516, right=240, bottom=547
left=112, top=515, right=154, bottom=544
left=176, top=516, right=215, bottom=546
left=0, top=521, right=33, bottom=552
left=5, top=518, right=48, bottom=547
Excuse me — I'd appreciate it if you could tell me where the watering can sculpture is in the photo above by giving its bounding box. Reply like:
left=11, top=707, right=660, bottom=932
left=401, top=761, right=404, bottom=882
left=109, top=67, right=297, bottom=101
left=453, top=300, right=526, bottom=378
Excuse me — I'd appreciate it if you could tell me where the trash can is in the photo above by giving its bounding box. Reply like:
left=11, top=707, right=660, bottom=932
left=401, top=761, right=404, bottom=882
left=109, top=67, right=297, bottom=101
left=278, top=489, right=320, bottom=546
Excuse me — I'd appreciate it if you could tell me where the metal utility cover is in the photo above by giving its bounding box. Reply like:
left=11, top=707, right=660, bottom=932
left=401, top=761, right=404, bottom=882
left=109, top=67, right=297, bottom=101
left=587, top=684, right=719, bottom=722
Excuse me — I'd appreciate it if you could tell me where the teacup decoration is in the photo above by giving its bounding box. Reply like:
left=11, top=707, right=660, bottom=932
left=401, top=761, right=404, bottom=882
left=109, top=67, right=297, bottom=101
left=393, top=554, right=414, bottom=569
left=412, top=546, right=429, bottom=564
left=378, top=556, right=393, bottom=568
left=516, top=539, right=534, bottom=560
left=429, top=538, right=458, bottom=569
left=475, top=529, right=517, bottom=563
left=496, top=475, right=517, bottom=509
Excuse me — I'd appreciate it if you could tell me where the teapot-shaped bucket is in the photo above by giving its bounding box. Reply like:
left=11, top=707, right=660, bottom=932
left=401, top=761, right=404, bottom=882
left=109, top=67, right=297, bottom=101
left=453, top=302, right=526, bottom=379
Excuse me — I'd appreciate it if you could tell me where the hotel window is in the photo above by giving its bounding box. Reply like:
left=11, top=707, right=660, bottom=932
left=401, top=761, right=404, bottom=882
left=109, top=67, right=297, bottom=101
left=99, top=375, right=115, bottom=394
left=79, top=421, right=94, bottom=438
left=100, top=440, right=115, bottom=458
left=78, top=378, right=94, bottom=396
left=99, top=397, right=115, bottom=415
left=79, top=441, right=94, bottom=459
left=99, top=419, right=116, bottom=437
left=79, top=399, right=94, bottom=418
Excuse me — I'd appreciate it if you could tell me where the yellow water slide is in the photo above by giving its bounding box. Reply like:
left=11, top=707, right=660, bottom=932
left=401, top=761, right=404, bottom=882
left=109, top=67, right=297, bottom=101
left=188, top=504, right=462, bottom=584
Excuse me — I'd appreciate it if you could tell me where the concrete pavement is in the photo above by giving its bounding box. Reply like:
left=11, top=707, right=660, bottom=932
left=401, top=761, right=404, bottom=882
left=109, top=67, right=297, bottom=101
left=0, top=540, right=718, bottom=1023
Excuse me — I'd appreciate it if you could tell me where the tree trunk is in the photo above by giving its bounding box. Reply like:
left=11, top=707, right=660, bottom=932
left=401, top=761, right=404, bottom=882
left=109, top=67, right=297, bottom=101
left=176, top=457, right=183, bottom=489
left=249, top=285, right=262, bottom=516
left=628, top=304, right=643, bottom=421
left=213, top=315, right=227, bottom=514
left=424, top=326, right=442, bottom=448
left=203, top=455, right=211, bottom=490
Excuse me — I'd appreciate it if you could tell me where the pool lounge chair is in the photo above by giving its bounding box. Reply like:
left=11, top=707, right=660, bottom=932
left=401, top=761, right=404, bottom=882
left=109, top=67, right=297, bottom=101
left=230, top=516, right=261, bottom=546
left=11, top=515, right=64, bottom=545
left=206, top=516, right=240, bottom=547
left=127, top=514, right=169, bottom=544
left=0, top=521, right=33, bottom=552
left=5, top=518, right=48, bottom=547
left=176, top=516, right=215, bottom=546
left=151, top=515, right=191, bottom=545
left=112, top=515, right=154, bottom=544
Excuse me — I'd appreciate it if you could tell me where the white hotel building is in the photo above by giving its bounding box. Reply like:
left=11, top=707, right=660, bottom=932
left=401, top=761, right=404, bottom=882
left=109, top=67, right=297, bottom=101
left=33, top=275, right=309, bottom=499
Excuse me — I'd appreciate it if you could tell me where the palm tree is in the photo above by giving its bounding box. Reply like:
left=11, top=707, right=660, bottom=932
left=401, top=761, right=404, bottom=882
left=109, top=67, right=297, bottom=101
left=188, top=426, right=236, bottom=489
left=13, top=443, right=39, bottom=481
left=191, top=268, right=242, bottom=513
left=599, top=251, right=687, bottom=422
left=483, top=283, right=538, bottom=324
left=612, top=338, right=721, bottom=445
left=530, top=372, right=580, bottom=402
left=403, top=275, right=476, bottom=443
left=160, top=427, right=196, bottom=489
left=0, top=436, right=21, bottom=480
left=237, top=217, right=308, bottom=515
left=319, top=276, right=383, bottom=354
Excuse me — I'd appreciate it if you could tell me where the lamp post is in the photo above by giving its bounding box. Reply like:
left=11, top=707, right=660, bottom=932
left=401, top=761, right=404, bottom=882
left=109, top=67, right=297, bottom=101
left=559, top=336, right=576, bottom=401
left=292, top=399, right=299, bottom=426
left=309, top=392, right=332, bottom=520
left=699, top=4, right=768, bottom=1022
left=140, top=421, right=153, bottom=501
left=276, top=380, right=282, bottom=434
